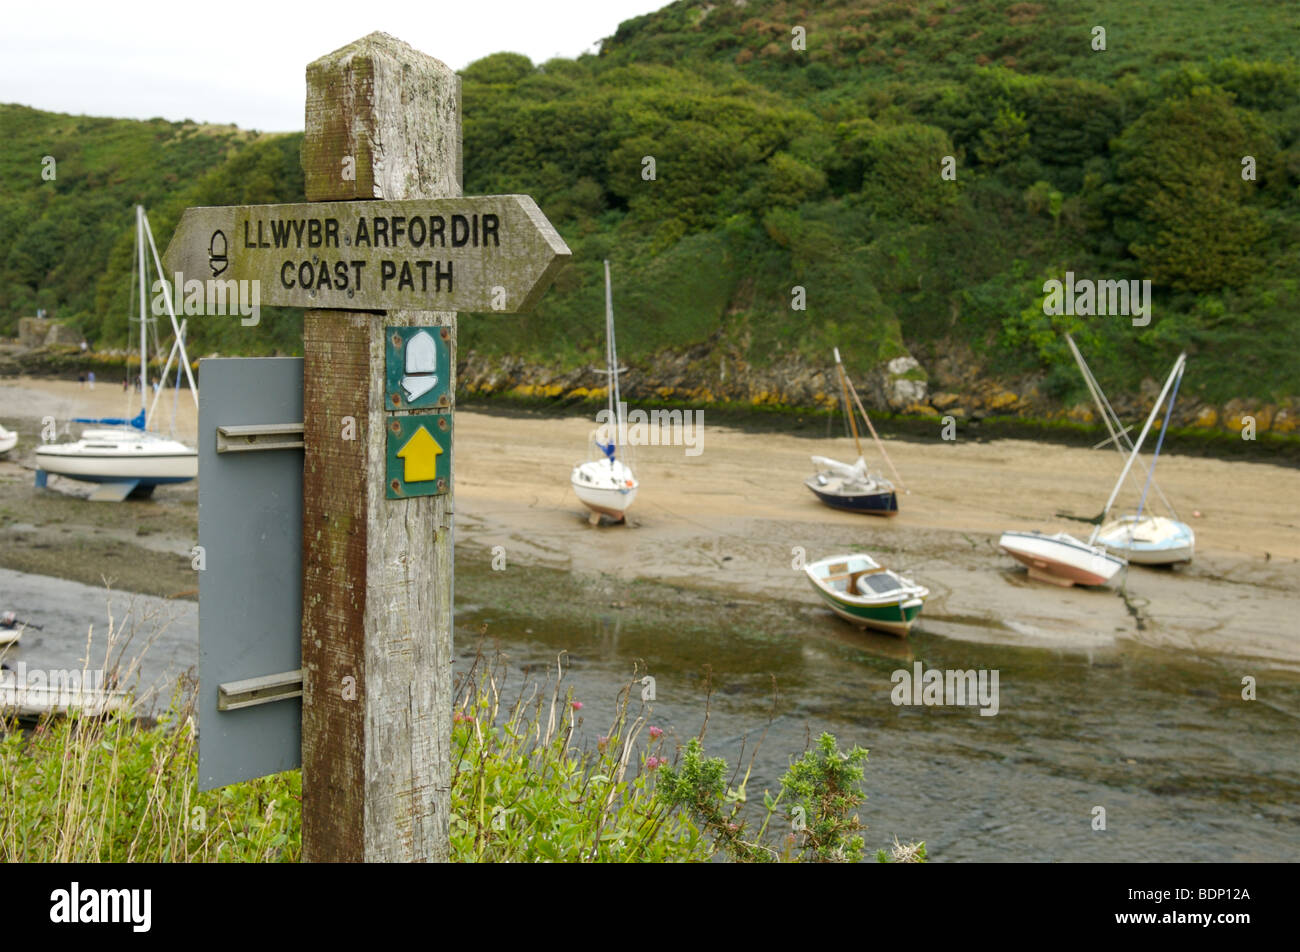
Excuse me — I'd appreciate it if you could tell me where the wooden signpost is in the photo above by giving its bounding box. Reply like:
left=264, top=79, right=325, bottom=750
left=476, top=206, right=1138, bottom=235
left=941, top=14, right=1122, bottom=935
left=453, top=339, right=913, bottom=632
left=166, top=32, right=570, bottom=862
left=164, top=196, right=569, bottom=313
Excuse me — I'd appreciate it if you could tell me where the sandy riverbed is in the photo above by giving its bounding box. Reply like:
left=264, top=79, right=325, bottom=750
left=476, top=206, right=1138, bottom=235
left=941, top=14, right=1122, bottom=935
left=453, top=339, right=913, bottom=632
left=2, top=374, right=1297, bottom=669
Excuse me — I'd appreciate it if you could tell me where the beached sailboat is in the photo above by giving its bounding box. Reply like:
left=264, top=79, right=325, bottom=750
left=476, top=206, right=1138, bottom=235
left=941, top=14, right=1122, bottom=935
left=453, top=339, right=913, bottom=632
left=571, top=260, right=638, bottom=525
left=804, top=553, right=929, bottom=636
left=35, top=207, right=198, bottom=501
left=998, top=530, right=1126, bottom=587
left=805, top=349, right=903, bottom=516
left=1066, top=336, right=1194, bottom=565
left=0, top=424, right=16, bottom=456
left=999, top=350, right=1188, bottom=586
left=1087, top=352, right=1192, bottom=565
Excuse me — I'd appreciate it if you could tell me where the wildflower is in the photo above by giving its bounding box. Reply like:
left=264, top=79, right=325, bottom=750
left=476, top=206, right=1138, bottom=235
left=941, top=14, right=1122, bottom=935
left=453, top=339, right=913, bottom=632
left=571, top=701, right=583, bottom=711
left=648, top=726, right=663, bottom=740
left=453, top=711, right=474, bottom=724
left=597, top=735, right=609, bottom=753
left=644, top=756, right=663, bottom=770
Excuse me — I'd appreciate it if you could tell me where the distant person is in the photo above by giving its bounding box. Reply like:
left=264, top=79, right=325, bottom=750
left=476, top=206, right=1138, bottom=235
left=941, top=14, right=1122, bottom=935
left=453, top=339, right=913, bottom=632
left=87, top=370, right=95, bottom=390
left=122, top=375, right=128, bottom=392
left=80, top=340, right=88, bottom=352
left=78, top=373, right=85, bottom=388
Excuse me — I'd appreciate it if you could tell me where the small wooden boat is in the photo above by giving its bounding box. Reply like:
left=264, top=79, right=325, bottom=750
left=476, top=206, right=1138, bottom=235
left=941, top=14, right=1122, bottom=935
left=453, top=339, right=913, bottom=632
left=998, top=531, right=1125, bottom=587
left=804, top=553, right=928, bottom=636
left=806, top=349, right=904, bottom=516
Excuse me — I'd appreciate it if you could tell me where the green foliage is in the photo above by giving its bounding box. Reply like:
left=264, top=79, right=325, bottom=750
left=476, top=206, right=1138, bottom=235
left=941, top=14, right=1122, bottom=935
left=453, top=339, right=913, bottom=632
left=1113, top=87, right=1271, bottom=292
left=656, top=731, right=921, bottom=863
left=2, top=0, right=1299, bottom=402
left=1, top=700, right=300, bottom=862
left=448, top=666, right=708, bottom=862
left=780, top=732, right=869, bottom=862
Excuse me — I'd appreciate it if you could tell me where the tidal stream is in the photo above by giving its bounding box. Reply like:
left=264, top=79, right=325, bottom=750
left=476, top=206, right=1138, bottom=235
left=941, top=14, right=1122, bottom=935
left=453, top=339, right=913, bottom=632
left=456, top=557, right=1300, bottom=862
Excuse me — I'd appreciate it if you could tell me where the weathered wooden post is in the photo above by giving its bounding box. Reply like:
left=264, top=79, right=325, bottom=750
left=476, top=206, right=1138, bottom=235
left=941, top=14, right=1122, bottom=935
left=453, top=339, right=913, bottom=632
left=299, top=33, right=460, bottom=862
left=165, top=31, right=568, bottom=860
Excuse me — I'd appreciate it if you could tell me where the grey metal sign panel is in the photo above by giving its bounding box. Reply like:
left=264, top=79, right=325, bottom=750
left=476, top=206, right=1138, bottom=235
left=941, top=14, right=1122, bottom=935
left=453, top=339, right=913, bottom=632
left=198, top=357, right=303, bottom=791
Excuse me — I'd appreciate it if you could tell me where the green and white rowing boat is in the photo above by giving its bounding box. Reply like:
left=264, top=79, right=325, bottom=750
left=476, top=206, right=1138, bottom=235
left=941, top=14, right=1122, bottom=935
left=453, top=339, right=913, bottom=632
left=804, top=553, right=928, bottom=637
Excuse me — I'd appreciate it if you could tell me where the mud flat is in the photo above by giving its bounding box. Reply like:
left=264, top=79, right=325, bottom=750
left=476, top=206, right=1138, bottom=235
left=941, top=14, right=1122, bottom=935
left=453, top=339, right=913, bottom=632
left=1, top=374, right=1298, bottom=670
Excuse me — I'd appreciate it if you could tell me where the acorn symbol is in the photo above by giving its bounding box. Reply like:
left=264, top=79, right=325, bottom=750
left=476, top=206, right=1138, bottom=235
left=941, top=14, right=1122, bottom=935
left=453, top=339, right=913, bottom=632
left=209, top=229, right=228, bottom=277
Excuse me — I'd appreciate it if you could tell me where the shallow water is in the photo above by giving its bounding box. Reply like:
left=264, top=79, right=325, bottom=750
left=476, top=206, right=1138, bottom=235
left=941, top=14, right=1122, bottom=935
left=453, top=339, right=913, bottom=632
left=455, top=558, right=1300, bottom=862
left=5, top=555, right=1296, bottom=862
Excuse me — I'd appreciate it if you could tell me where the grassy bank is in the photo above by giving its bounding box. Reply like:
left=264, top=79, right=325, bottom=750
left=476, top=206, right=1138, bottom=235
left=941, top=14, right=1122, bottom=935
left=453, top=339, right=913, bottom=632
left=1, top=646, right=925, bottom=863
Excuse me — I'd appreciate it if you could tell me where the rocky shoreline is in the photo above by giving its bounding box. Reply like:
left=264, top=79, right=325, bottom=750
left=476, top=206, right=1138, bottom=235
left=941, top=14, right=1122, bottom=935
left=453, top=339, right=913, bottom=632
left=4, top=338, right=1297, bottom=440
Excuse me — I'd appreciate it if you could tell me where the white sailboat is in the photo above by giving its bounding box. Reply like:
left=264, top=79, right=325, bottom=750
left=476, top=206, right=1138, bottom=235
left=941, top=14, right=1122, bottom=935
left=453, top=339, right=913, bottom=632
left=35, top=206, right=198, bottom=501
left=571, top=260, right=638, bottom=525
left=1087, top=352, right=1192, bottom=564
left=999, top=351, right=1188, bottom=586
left=1067, top=336, right=1194, bottom=565
left=0, top=424, right=16, bottom=456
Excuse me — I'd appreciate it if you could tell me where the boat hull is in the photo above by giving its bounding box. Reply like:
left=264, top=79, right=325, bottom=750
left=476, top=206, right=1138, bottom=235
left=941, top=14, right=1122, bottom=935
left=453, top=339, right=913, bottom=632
left=1095, top=516, right=1194, bottom=565
left=804, top=554, right=928, bottom=637
left=571, top=483, right=638, bottom=518
left=813, top=588, right=925, bottom=635
left=35, top=446, right=197, bottom=484
left=999, top=531, right=1125, bottom=587
left=571, top=458, right=638, bottom=520
left=804, top=480, right=899, bottom=516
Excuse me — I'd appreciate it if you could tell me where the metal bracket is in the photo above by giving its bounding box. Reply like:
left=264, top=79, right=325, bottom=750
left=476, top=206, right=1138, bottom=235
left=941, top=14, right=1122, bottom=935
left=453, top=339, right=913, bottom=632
left=216, top=422, right=304, bottom=453
left=217, top=669, right=303, bottom=711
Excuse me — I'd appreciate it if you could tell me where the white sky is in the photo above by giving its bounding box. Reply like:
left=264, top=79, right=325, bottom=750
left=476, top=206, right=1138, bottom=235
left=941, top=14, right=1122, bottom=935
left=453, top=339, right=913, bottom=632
left=1, top=0, right=666, bottom=131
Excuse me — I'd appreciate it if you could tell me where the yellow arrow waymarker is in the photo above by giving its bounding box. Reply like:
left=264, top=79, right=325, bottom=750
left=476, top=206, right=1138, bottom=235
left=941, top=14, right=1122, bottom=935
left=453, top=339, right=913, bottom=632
left=396, top=425, right=443, bottom=483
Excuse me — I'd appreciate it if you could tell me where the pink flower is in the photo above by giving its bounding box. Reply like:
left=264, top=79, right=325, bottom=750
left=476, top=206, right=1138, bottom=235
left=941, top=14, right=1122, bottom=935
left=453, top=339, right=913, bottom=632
left=453, top=711, right=475, bottom=724
left=571, top=701, right=583, bottom=711
left=648, top=726, right=663, bottom=740
left=645, top=756, right=663, bottom=770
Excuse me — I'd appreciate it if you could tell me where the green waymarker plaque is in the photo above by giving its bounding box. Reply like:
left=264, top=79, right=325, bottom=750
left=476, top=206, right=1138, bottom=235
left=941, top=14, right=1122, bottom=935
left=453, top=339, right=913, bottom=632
left=386, top=326, right=451, bottom=411
left=385, top=414, right=451, bottom=499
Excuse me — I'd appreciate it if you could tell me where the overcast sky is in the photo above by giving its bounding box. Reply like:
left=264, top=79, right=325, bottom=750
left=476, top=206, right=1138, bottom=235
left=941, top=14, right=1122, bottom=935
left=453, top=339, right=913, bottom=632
left=2, top=0, right=666, bottom=131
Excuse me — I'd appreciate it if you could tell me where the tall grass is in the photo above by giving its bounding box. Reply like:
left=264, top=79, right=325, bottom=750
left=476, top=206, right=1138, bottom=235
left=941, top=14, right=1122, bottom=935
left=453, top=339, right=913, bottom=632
left=2, top=624, right=922, bottom=862
left=0, top=603, right=299, bottom=862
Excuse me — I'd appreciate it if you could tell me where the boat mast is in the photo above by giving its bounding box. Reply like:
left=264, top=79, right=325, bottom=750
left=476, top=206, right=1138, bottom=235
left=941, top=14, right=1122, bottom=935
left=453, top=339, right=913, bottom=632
left=136, top=205, right=148, bottom=416
left=1090, top=353, right=1186, bottom=542
left=605, top=259, right=625, bottom=453
left=1135, top=359, right=1184, bottom=520
left=141, top=208, right=199, bottom=407
left=1066, top=334, right=1177, bottom=517
left=834, top=348, right=864, bottom=459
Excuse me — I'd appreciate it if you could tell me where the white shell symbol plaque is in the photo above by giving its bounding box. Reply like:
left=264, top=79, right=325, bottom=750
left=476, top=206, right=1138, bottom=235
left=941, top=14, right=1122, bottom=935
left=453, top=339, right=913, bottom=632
left=401, top=330, right=439, bottom=401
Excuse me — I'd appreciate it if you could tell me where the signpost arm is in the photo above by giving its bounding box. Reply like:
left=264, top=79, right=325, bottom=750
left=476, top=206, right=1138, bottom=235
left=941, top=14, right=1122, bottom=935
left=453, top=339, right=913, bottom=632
left=300, top=32, right=459, bottom=862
